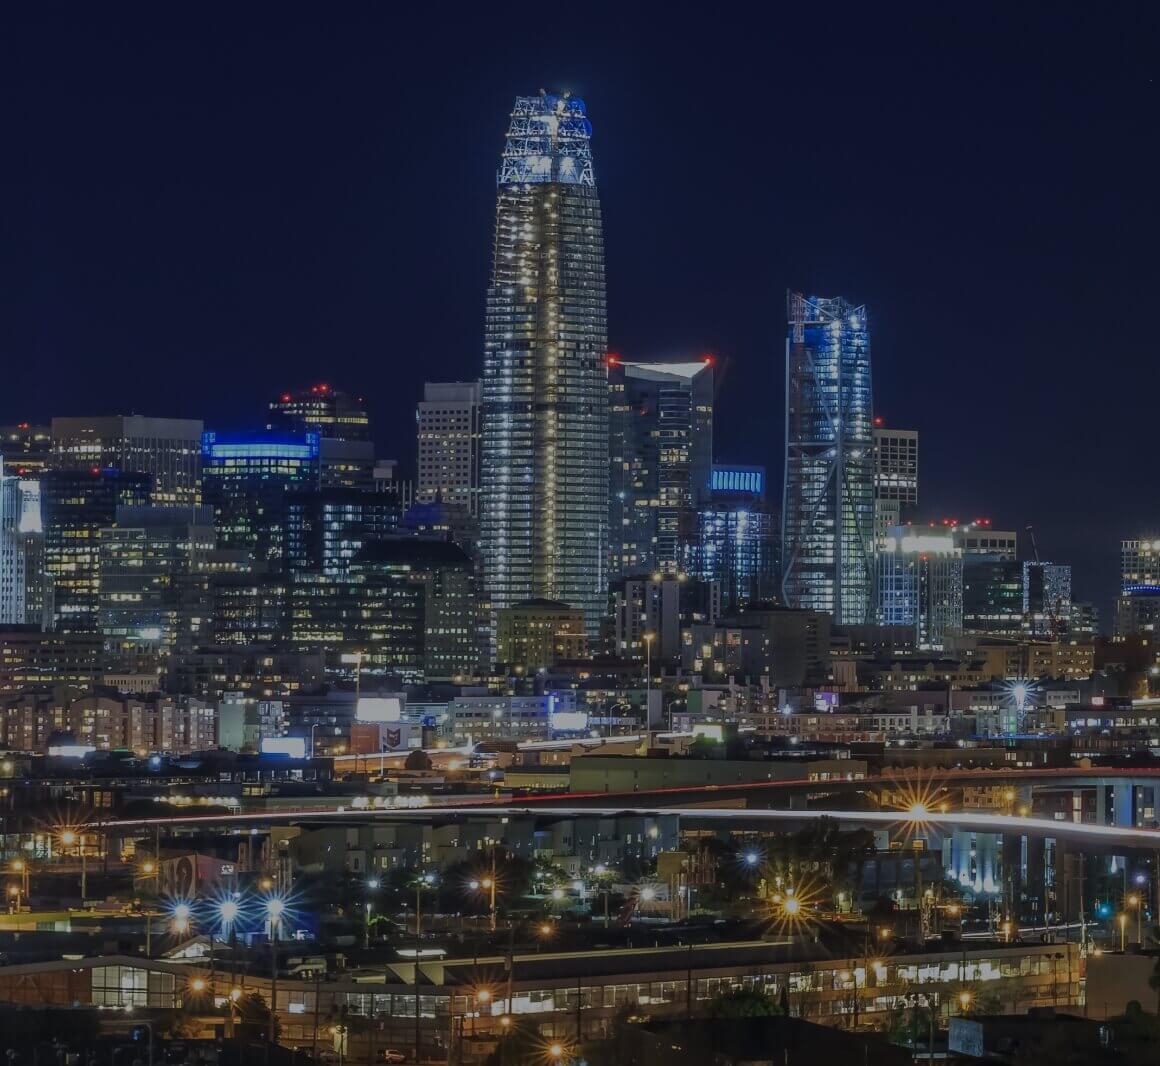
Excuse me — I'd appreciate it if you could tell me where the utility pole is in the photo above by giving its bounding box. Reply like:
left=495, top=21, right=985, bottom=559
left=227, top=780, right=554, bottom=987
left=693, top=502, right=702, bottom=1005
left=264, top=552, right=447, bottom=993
left=415, top=877, right=424, bottom=1065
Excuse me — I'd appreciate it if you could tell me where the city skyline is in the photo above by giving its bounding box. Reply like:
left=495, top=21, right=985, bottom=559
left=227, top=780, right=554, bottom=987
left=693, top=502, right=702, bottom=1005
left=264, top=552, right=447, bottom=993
left=2, top=9, right=1157, bottom=618
left=2, top=12, right=1160, bottom=1057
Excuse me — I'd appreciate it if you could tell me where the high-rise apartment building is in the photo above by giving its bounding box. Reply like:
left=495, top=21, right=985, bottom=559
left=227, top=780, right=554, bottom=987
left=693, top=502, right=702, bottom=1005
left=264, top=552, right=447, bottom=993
left=876, top=526, right=963, bottom=648
left=684, top=465, right=778, bottom=613
left=872, top=425, right=918, bottom=542
left=50, top=416, right=203, bottom=507
left=781, top=293, right=875, bottom=624
left=1116, top=536, right=1160, bottom=637
left=0, top=461, right=48, bottom=626
left=416, top=382, right=481, bottom=516
left=608, top=357, right=713, bottom=578
left=41, top=469, right=151, bottom=632
left=480, top=92, right=608, bottom=639
left=201, top=431, right=320, bottom=567
left=1023, top=560, right=1072, bottom=638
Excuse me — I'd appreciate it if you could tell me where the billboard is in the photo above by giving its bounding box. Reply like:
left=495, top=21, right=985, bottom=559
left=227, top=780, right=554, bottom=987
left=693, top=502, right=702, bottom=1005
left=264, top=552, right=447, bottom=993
left=261, top=737, right=307, bottom=758
left=356, top=696, right=402, bottom=723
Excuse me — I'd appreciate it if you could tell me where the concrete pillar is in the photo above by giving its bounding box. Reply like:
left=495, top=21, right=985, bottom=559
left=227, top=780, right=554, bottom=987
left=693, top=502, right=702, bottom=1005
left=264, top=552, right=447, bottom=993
left=1113, top=781, right=1135, bottom=827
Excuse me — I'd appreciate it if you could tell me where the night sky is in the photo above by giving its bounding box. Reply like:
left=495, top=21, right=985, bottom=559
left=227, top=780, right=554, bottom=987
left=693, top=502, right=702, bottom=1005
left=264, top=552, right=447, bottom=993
left=2, top=7, right=1157, bottom=618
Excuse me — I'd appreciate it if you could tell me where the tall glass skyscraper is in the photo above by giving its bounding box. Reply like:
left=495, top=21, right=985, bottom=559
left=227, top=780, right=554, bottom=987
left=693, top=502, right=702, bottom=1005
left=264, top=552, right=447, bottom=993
left=609, top=357, right=714, bottom=578
left=480, top=92, right=608, bottom=638
left=781, top=292, right=875, bottom=624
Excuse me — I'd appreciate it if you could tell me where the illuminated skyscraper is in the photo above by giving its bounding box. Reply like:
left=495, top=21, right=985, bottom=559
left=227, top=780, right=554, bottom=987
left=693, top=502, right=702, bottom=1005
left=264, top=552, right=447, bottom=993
left=480, top=92, right=608, bottom=638
left=268, top=384, right=374, bottom=489
left=416, top=382, right=481, bottom=516
left=201, top=431, right=320, bottom=567
left=50, top=416, right=203, bottom=507
left=781, top=292, right=875, bottom=624
left=41, top=468, right=150, bottom=632
left=876, top=526, right=963, bottom=648
left=0, top=459, right=48, bottom=627
left=608, top=357, right=714, bottom=578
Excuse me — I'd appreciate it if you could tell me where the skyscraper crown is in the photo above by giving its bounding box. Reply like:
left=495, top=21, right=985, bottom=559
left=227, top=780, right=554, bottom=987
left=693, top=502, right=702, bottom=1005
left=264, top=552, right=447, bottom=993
left=498, top=90, right=594, bottom=187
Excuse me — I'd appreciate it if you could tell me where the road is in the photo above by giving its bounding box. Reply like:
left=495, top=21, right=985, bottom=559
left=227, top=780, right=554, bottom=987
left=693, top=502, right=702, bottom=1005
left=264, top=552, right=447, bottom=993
left=97, top=802, right=1160, bottom=848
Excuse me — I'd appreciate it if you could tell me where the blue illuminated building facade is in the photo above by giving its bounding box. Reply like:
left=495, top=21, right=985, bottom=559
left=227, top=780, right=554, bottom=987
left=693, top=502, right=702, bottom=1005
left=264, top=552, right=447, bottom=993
left=1115, top=537, right=1160, bottom=637
left=480, top=91, right=608, bottom=641
left=711, top=465, right=763, bottom=496
left=684, top=463, right=777, bottom=612
left=875, top=526, right=963, bottom=648
left=781, top=292, right=875, bottom=624
left=609, top=358, right=713, bottom=579
left=201, top=431, right=320, bottom=566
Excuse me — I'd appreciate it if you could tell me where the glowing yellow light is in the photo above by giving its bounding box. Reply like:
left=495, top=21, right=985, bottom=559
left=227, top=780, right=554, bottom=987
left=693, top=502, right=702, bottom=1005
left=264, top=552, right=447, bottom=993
left=959, top=991, right=971, bottom=1010
left=548, top=1044, right=564, bottom=1059
left=782, top=897, right=801, bottom=916
left=59, top=829, right=77, bottom=846
left=190, top=978, right=206, bottom=992
left=908, top=802, right=930, bottom=818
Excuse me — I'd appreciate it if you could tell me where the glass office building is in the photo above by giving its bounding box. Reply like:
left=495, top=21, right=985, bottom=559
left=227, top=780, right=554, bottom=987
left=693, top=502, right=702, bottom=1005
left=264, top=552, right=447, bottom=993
left=608, top=358, right=713, bottom=579
left=480, top=92, right=608, bottom=640
left=875, top=526, right=963, bottom=648
left=781, top=292, right=875, bottom=624
left=200, top=431, right=320, bottom=567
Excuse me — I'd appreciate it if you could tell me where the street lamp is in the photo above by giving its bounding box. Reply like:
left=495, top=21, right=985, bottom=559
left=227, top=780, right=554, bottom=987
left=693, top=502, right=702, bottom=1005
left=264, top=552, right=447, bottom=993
left=10, top=859, right=29, bottom=899
left=171, top=901, right=193, bottom=936
left=58, top=826, right=88, bottom=900
left=471, top=874, right=497, bottom=931
left=1118, top=912, right=1128, bottom=953
left=217, top=897, right=239, bottom=936
left=1127, top=894, right=1141, bottom=947
left=959, top=990, right=972, bottom=1013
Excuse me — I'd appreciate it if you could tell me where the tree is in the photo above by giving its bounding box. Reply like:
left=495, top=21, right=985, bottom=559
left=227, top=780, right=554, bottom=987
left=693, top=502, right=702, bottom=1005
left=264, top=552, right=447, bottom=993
left=687, top=736, right=723, bottom=759
left=706, top=987, right=781, bottom=1019
left=235, top=990, right=280, bottom=1040
left=404, top=749, right=432, bottom=771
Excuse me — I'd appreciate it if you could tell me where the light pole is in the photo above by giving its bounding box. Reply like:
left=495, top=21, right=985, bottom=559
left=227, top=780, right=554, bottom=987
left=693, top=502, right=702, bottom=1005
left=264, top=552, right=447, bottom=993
left=413, top=871, right=435, bottom=1063
left=11, top=859, right=29, bottom=900
left=643, top=632, right=655, bottom=731
left=1127, top=893, right=1141, bottom=947
left=59, top=827, right=86, bottom=901
left=1118, top=912, right=1127, bottom=953
left=265, top=896, right=285, bottom=1048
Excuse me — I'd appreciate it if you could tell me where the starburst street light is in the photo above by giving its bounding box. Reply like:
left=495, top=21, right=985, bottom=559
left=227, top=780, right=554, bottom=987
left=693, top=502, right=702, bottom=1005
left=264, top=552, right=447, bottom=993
left=170, top=901, right=193, bottom=936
